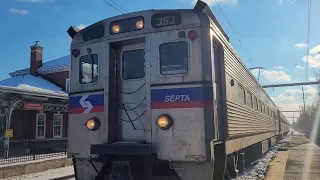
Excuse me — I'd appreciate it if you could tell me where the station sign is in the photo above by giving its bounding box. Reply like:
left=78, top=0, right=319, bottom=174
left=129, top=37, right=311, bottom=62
left=4, top=129, right=13, bottom=138
left=23, top=102, right=43, bottom=110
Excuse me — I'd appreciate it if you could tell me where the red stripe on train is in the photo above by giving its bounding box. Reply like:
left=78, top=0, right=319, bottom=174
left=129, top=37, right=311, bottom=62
left=69, top=105, right=104, bottom=114
left=151, top=100, right=213, bottom=109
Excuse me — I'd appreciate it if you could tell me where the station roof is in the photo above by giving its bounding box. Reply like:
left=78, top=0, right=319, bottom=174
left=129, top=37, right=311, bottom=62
left=0, top=75, right=68, bottom=99
left=9, top=55, right=70, bottom=77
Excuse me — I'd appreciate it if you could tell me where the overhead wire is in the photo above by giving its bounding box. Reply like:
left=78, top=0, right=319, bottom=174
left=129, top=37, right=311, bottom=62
left=101, top=0, right=124, bottom=14
left=110, top=0, right=128, bottom=13
left=213, top=0, right=256, bottom=67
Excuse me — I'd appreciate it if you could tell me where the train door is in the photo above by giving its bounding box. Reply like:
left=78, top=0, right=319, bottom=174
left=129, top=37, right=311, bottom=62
left=212, top=34, right=227, bottom=141
left=117, top=43, right=147, bottom=142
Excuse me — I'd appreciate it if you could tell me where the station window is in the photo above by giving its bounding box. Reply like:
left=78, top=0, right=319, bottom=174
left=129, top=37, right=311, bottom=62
left=238, top=85, right=246, bottom=105
left=159, top=41, right=188, bottom=75
left=246, top=91, right=253, bottom=108
left=0, top=109, right=5, bottom=137
left=36, top=114, right=46, bottom=139
left=53, top=114, right=63, bottom=138
left=122, top=49, right=145, bottom=80
left=79, top=54, right=98, bottom=84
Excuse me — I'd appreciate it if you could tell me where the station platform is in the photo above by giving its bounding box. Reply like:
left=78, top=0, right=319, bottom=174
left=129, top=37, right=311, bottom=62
left=266, top=134, right=320, bottom=180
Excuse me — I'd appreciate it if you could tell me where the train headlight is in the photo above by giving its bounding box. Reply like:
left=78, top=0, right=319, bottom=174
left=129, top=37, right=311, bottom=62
left=157, top=115, right=173, bottom=130
left=111, top=25, right=120, bottom=34
left=136, top=20, right=144, bottom=29
left=85, top=117, right=100, bottom=131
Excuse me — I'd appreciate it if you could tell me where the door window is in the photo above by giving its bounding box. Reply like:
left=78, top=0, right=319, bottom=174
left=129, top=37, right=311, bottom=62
left=122, top=49, right=145, bottom=80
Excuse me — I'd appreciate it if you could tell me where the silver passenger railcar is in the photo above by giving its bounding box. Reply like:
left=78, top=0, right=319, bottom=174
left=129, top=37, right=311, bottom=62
left=67, top=1, right=289, bottom=179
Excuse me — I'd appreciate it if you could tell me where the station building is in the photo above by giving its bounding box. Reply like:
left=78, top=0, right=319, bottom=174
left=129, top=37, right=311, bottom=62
left=0, top=42, right=70, bottom=140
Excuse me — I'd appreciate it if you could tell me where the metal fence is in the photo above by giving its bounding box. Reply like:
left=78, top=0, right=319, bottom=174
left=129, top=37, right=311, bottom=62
left=0, top=138, right=67, bottom=165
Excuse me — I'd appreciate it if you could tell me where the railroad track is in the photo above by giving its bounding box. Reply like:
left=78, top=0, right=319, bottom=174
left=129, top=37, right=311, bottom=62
left=49, top=174, right=75, bottom=180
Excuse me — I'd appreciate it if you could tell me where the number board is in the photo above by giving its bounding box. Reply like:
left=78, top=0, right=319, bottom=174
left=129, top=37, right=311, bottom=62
left=151, top=13, right=182, bottom=28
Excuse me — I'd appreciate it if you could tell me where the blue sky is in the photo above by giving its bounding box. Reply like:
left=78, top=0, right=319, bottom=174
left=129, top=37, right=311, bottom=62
left=2, top=0, right=320, bottom=122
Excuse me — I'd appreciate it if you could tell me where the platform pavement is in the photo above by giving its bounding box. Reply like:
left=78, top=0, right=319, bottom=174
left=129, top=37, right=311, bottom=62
left=283, top=134, right=320, bottom=180
left=266, top=134, right=320, bottom=180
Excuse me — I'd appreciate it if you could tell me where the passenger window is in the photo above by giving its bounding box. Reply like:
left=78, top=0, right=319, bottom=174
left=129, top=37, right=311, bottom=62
left=258, top=100, right=261, bottom=113
left=122, top=49, right=145, bottom=80
left=269, top=109, right=272, bottom=117
left=253, top=96, right=258, bottom=111
left=79, top=54, right=98, bottom=84
left=159, top=41, right=188, bottom=75
left=246, top=91, right=253, bottom=108
left=265, top=106, right=267, bottom=115
left=238, top=85, right=246, bottom=105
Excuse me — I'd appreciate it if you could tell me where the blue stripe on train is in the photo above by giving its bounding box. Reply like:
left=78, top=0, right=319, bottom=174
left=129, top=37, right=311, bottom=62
left=151, top=87, right=213, bottom=109
left=69, top=93, right=104, bottom=108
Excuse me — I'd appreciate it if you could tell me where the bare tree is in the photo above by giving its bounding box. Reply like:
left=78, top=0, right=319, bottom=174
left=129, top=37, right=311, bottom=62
left=296, top=70, right=320, bottom=132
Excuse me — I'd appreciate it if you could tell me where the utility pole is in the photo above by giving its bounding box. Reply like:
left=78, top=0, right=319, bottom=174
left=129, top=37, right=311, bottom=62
left=302, top=86, right=306, bottom=113
left=293, top=112, right=295, bottom=130
left=249, top=67, right=264, bottom=82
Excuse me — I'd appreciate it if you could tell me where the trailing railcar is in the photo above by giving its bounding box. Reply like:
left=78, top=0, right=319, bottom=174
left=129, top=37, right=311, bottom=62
left=67, top=1, right=289, bottom=179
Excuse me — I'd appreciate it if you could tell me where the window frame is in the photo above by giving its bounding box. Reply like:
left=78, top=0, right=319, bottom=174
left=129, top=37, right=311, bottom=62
left=121, top=49, right=146, bottom=80
left=246, top=91, right=253, bottom=109
left=78, top=53, right=99, bottom=85
left=238, top=84, right=246, bottom=105
left=158, top=40, right=190, bottom=77
left=52, top=114, right=63, bottom=138
left=253, top=96, right=258, bottom=111
left=258, top=100, right=262, bottom=113
left=36, top=113, right=46, bottom=139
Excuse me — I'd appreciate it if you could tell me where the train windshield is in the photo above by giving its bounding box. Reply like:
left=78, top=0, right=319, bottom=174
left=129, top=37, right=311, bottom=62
left=79, top=54, right=98, bottom=84
left=159, top=41, right=189, bottom=75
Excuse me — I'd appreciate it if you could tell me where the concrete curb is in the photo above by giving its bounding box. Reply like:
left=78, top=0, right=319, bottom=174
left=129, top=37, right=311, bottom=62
left=0, top=157, right=72, bottom=179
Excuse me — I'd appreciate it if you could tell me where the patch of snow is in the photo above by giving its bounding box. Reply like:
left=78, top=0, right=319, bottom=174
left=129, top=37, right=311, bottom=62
left=232, top=136, right=291, bottom=180
left=0, top=75, right=66, bottom=94
left=9, top=55, right=70, bottom=77
left=288, top=129, right=303, bottom=135
left=292, top=130, right=303, bottom=135
left=39, top=56, right=70, bottom=71
left=2, top=166, right=74, bottom=180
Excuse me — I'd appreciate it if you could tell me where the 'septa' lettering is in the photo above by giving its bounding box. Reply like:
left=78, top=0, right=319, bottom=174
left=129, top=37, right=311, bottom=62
left=164, top=95, right=190, bottom=102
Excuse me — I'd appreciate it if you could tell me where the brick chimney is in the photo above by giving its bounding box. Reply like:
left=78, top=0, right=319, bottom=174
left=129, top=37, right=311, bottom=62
left=30, top=41, right=43, bottom=76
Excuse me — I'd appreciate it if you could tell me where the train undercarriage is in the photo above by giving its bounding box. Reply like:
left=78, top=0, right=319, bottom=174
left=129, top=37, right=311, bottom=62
left=72, top=133, right=287, bottom=180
